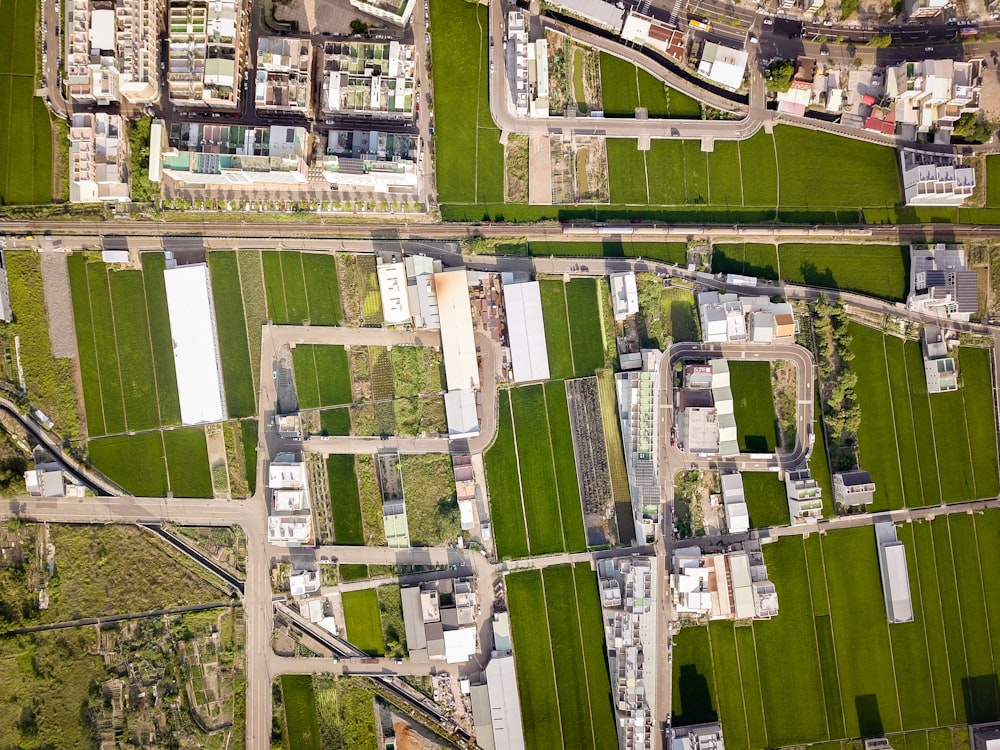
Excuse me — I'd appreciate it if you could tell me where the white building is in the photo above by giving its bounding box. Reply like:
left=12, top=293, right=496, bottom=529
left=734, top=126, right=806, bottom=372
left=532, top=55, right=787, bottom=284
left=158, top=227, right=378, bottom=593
left=322, top=41, right=415, bottom=117
left=698, top=291, right=745, bottom=342
left=699, top=291, right=794, bottom=343
left=166, top=0, right=244, bottom=107
left=406, top=255, right=441, bottom=328
left=268, top=452, right=313, bottom=546
left=922, top=324, right=958, bottom=393
left=900, top=149, right=976, bottom=207
left=289, top=570, right=320, bottom=597
left=68, top=113, right=130, bottom=203
left=833, top=470, right=876, bottom=507
left=349, top=0, right=415, bottom=25
left=483, top=655, right=526, bottom=750
left=66, top=0, right=161, bottom=103
left=875, top=520, right=914, bottom=623
left=255, top=36, right=313, bottom=114
left=886, top=60, right=981, bottom=139
left=502, top=279, right=550, bottom=383
left=435, top=269, right=480, bottom=390
left=672, top=723, right=726, bottom=750
left=163, top=263, right=227, bottom=425
left=444, top=389, right=480, bottom=439
left=907, top=244, right=979, bottom=322
left=615, top=351, right=661, bottom=543
left=376, top=259, right=412, bottom=325
left=720, top=473, right=749, bottom=534
left=610, top=272, right=639, bottom=321
left=671, top=543, right=778, bottom=621
left=697, top=42, right=748, bottom=90
left=785, top=468, right=823, bottom=521
left=620, top=11, right=686, bottom=61
left=546, top=0, right=625, bottom=32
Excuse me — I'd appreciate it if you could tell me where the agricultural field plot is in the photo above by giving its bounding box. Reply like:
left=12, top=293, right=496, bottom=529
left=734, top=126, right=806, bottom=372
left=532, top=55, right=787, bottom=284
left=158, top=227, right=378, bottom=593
left=68, top=253, right=182, bottom=436
left=428, top=0, right=504, bottom=205
left=345, top=345, right=445, bottom=436
left=0, top=0, right=54, bottom=206
left=848, top=323, right=999, bottom=511
left=259, top=251, right=342, bottom=325
left=398, top=454, right=461, bottom=546
left=740, top=472, right=789, bottom=528
left=710, top=244, right=909, bottom=301
left=526, top=240, right=687, bottom=265
left=292, top=345, right=352, bottom=410
left=208, top=252, right=256, bottom=418
left=484, top=385, right=589, bottom=557
left=0, top=253, right=80, bottom=439
left=565, top=278, right=607, bottom=376
left=275, top=675, right=378, bottom=750
left=341, top=589, right=385, bottom=656
left=672, top=513, right=1000, bottom=750
left=539, top=280, right=575, bottom=380
left=636, top=274, right=699, bottom=349
left=506, top=564, right=617, bottom=750
left=598, top=53, right=700, bottom=118
left=565, top=377, right=615, bottom=546
left=326, top=454, right=364, bottom=545
left=729, top=361, right=780, bottom=453
left=89, top=427, right=214, bottom=497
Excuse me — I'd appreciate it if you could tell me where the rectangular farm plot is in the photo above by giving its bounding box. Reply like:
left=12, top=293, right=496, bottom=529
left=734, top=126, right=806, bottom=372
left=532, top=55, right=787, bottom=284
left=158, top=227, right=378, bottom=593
left=326, top=454, right=364, bottom=545
left=300, top=253, right=342, bottom=326
left=89, top=431, right=169, bottom=497
left=207, top=252, right=256, bottom=419
left=280, top=252, right=310, bottom=323
left=778, top=244, right=909, bottom=302
left=510, top=384, right=565, bottom=555
left=606, top=139, right=649, bottom=204
left=162, top=426, right=213, bottom=498
left=729, top=361, right=779, bottom=453
left=644, top=140, right=687, bottom=205
left=544, top=381, right=587, bottom=552
left=539, top=280, right=574, bottom=380
left=738, top=131, right=778, bottom=207
left=281, top=674, right=321, bottom=750
left=741, top=472, right=789, bottom=528
left=707, top=142, right=743, bottom=207
left=849, top=323, right=996, bottom=509
left=484, top=391, right=529, bottom=559
left=565, top=279, right=606, bottom=376
left=672, top=511, right=1000, bottom=748
left=711, top=244, right=779, bottom=280
left=341, top=589, right=384, bottom=656
left=68, top=255, right=183, bottom=436
left=292, top=345, right=352, bottom=410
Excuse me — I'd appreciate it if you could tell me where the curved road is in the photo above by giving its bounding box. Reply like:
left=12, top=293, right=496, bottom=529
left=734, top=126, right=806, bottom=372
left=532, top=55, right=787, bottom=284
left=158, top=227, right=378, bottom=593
left=666, top=341, right=814, bottom=469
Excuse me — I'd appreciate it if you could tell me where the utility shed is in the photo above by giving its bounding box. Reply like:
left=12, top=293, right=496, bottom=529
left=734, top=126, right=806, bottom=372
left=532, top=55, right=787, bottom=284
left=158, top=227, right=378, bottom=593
left=434, top=269, right=480, bottom=390
left=376, top=260, right=411, bottom=325
left=875, top=520, right=913, bottom=623
left=502, top=280, right=550, bottom=383
left=400, top=585, right=428, bottom=661
left=164, top=263, right=227, bottom=425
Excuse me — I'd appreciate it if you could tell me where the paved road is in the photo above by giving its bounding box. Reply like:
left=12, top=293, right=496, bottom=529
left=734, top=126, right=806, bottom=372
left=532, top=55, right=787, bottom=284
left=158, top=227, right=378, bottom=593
left=667, top=341, right=815, bottom=468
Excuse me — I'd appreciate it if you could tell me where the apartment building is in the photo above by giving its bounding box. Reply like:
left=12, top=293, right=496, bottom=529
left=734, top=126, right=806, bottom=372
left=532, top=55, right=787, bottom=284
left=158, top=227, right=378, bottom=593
left=886, top=59, right=982, bottom=139
left=66, top=0, right=160, bottom=103
left=321, top=41, right=415, bottom=119
left=255, top=36, right=313, bottom=114
left=166, top=0, right=245, bottom=108
left=69, top=112, right=130, bottom=202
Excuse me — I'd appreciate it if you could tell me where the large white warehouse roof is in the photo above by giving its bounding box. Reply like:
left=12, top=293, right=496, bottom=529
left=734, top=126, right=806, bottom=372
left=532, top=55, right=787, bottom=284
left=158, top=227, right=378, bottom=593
left=164, top=263, right=227, bottom=425
left=503, top=281, right=550, bottom=383
left=434, top=269, right=480, bottom=390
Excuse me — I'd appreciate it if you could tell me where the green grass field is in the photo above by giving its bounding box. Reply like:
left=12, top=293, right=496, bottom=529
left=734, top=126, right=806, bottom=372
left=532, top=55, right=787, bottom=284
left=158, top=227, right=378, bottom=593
left=848, top=323, right=999, bottom=511
left=89, top=432, right=168, bottom=497
left=293, top=345, right=352, bottom=410
left=162, top=427, right=212, bottom=497
left=301, top=253, right=343, bottom=325
left=326, top=455, right=364, bottom=545
left=598, top=53, right=701, bottom=118
left=341, top=589, right=384, bottom=656
left=429, top=0, right=503, bottom=205
left=508, top=564, right=617, bottom=750
left=0, top=0, right=53, bottom=206
left=69, top=254, right=184, bottom=436
left=281, top=675, right=321, bottom=750
left=526, top=240, right=686, bottom=265
left=987, top=155, right=1000, bottom=208
left=741, top=472, right=789, bottom=528
left=540, top=280, right=574, bottom=380
left=544, top=381, right=587, bottom=552
left=673, top=513, right=1000, bottom=748
left=566, top=279, right=606, bottom=376
left=606, top=139, right=649, bottom=204
left=729, top=361, right=779, bottom=453
left=510, top=385, right=565, bottom=555
left=711, top=244, right=779, bottom=279
left=208, top=252, right=256, bottom=418
left=484, top=391, right=528, bottom=559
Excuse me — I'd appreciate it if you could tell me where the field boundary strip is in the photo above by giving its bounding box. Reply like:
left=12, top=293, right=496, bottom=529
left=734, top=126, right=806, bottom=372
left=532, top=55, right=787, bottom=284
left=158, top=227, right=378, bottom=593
left=896, top=340, right=929, bottom=506
left=569, top=564, right=599, bottom=749
left=139, top=267, right=168, bottom=428
left=235, top=251, right=260, bottom=395
left=98, top=266, right=131, bottom=433
left=504, top=390, right=532, bottom=555
left=902, top=524, right=941, bottom=727
left=743, top=625, right=770, bottom=748
left=935, top=521, right=971, bottom=710
left=77, top=262, right=108, bottom=436
left=967, top=514, right=1000, bottom=714
left=799, top=536, right=833, bottom=739
left=880, top=335, right=908, bottom=508
left=537, top=571, right=567, bottom=747
left=816, top=535, right=848, bottom=734
left=958, top=382, right=982, bottom=500
left=917, top=521, right=959, bottom=721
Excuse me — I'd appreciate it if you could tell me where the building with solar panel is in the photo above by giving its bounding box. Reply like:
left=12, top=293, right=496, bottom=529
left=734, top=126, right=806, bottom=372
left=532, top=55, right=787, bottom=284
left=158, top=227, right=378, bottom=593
left=615, top=350, right=662, bottom=544
left=907, top=244, right=980, bottom=322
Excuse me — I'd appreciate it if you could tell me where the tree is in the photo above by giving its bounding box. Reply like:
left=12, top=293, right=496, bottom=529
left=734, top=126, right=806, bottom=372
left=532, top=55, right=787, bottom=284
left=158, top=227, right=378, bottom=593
left=349, top=18, right=369, bottom=34
left=953, top=112, right=995, bottom=144
left=868, top=33, right=892, bottom=47
left=764, top=59, right=795, bottom=93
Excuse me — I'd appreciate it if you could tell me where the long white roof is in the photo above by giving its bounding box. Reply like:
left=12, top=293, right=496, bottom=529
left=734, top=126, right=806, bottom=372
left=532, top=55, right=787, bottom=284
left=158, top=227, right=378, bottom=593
left=486, top=655, right=526, bottom=750
left=503, top=281, right=550, bottom=383
left=164, top=263, right=227, bottom=425
left=434, top=269, right=479, bottom=390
